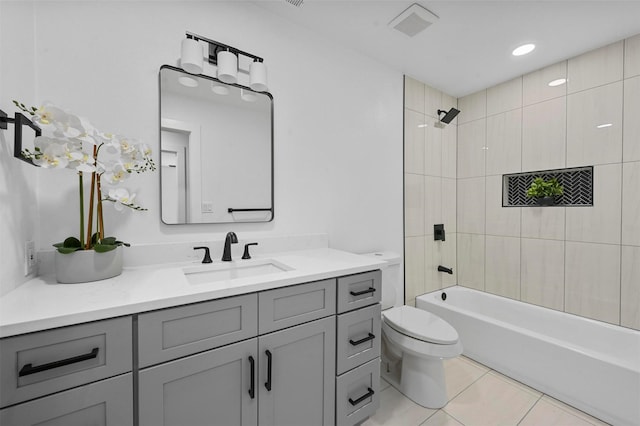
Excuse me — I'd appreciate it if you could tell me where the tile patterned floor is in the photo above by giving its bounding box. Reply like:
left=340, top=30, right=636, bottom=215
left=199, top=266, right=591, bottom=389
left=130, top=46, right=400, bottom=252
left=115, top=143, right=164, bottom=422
left=362, top=356, right=609, bottom=426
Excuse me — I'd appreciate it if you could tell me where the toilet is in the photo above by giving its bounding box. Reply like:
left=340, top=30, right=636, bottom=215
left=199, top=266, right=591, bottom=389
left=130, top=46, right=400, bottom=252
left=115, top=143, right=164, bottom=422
left=364, top=252, right=463, bottom=409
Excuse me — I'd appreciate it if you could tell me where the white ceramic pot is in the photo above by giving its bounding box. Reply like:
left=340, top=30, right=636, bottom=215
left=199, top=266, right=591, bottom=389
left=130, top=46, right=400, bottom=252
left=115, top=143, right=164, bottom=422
left=54, top=246, right=123, bottom=284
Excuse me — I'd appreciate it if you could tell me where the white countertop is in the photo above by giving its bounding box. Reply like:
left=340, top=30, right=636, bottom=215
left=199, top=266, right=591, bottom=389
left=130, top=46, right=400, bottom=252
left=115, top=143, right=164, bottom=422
left=0, top=248, right=386, bottom=338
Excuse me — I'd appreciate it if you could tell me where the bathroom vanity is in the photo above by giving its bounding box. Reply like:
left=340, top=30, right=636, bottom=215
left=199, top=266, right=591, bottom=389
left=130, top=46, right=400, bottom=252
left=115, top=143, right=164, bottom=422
left=0, top=248, right=384, bottom=426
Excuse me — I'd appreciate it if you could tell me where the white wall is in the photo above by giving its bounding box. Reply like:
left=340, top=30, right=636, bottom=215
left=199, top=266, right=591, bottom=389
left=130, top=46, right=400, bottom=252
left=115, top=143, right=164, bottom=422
left=456, top=36, right=640, bottom=330
left=0, top=1, right=404, bottom=295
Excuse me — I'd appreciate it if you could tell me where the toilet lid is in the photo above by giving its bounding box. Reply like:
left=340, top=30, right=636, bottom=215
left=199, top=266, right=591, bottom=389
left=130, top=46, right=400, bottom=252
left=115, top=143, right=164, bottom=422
left=383, top=306, right=458, bottom=344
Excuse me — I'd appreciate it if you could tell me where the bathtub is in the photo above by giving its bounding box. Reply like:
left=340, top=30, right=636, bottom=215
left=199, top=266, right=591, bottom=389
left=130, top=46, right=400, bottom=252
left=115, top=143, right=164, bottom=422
left=416, top=286, right=640, bottom=426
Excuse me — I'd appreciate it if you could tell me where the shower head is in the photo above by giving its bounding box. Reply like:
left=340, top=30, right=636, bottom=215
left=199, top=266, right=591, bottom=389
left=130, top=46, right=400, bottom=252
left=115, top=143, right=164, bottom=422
left=437, top=108, right=460, bottom=124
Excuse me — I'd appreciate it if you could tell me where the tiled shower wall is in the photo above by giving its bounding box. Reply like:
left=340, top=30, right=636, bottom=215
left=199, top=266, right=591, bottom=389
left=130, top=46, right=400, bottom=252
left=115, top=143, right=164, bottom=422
left=403, top=78, right=458, bottom=306
left=456, top=34, right=640, bottom=330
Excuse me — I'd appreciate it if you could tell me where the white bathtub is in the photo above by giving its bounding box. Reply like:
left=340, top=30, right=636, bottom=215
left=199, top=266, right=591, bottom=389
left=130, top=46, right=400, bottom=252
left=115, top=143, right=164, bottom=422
left=416, top=286, right=640, bottom=426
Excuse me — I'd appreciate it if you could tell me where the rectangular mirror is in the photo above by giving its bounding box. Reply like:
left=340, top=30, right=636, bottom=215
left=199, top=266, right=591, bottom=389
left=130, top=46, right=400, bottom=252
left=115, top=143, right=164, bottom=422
left=159, top=65, right=274, bottom=224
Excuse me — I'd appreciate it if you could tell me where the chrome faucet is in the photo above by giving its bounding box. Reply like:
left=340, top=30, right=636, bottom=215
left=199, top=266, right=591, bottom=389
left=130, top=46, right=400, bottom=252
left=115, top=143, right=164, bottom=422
left=222, top=232, right=238, bottom=261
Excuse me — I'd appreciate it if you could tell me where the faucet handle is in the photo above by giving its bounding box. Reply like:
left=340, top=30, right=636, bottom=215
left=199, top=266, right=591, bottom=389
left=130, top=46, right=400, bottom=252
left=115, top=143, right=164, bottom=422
left=194, top=246, right=212, bottom=264
left=242, top=243, right=259, bottom=259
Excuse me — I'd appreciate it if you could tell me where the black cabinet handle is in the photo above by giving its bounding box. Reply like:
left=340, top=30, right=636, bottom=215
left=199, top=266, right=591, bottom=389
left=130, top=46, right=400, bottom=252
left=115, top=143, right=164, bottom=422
left=348, top=387, right=375, bottom=406
left=350, top=287, right=376, bottom=296
left=18, top=347, right=99, bottom=377
left=349, top=333, right=375, bottom=346
left=264, top=350, right=272, bottom=391
left=248, top=356, right=255, bottom=399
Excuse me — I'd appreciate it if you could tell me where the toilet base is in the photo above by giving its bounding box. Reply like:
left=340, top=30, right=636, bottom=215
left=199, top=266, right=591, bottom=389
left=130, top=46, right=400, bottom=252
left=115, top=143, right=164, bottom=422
left=400, top=353, right=448, bottom=409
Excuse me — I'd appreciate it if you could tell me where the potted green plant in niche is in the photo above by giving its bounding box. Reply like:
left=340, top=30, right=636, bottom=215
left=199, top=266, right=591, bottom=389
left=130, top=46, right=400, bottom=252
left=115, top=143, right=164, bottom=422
left=526, top=177, right=564, bottom=206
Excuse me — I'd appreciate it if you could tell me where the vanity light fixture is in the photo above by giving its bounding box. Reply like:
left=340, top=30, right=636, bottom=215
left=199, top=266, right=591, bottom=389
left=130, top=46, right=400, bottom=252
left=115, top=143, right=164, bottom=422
left=180, top=37, right=204, bottom=74
left=512, top=43, right=535, bottom=56
left=178, top=76, right=198, bottom=87
left=548, top=78, right=567, bottom=87
left=240, top=89, right=257, bottom=102
left=0, top=108, right=42, bottom=165
left=181, top=32, right=269, bottom=91
left=211, top=82, right=229, bottom=95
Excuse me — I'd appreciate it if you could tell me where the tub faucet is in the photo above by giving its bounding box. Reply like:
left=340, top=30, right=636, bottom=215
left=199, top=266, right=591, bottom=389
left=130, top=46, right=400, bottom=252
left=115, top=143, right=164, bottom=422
left=438, top=265, right=453, bottom=274
left=222, top=232, right=238, bottom=261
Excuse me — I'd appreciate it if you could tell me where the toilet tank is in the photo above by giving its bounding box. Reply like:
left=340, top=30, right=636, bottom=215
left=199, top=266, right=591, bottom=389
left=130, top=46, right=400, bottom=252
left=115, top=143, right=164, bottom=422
left=362, top=252, right=401, bottom=310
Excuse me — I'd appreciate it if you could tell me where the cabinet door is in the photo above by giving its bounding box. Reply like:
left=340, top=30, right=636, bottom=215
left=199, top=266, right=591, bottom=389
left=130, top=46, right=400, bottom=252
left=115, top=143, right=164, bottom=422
left=139, top=338, right=257, bottom=426
left=0, top=373, right=132, bottom=426
left=258, top=316, right=336, bottom=426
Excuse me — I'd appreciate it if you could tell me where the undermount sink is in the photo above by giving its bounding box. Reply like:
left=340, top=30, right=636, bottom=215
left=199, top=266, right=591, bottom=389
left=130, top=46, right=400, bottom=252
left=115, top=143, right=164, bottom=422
left=183, top=259, right=294, bottom=285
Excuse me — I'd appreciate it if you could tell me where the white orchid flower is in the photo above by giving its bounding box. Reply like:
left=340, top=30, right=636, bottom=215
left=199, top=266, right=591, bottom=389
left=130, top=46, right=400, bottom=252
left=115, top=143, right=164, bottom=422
left=33, top=103, right=68, bottom=126
left=67, top=150, right=96, bottom=173
left=102, top=162, right=130, bottom=185
left=106, top=188, right=136, bottom=211
left=32, top=136, right=69, bottom=169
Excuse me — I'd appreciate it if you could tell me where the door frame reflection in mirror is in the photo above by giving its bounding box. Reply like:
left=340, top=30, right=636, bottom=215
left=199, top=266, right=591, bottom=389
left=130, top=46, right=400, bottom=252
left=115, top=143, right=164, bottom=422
left=159, top=65, right=274, bottom=224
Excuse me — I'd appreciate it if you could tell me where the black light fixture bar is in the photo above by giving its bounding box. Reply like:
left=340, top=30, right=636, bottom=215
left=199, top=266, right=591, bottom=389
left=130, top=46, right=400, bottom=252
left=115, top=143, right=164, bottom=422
left=0, top=109, right=41, bottom=165
left=186, top=31, right=264, bottom=66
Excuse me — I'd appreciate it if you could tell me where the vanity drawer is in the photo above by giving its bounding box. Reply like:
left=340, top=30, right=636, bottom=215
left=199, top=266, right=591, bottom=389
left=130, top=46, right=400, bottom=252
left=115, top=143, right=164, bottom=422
left=335, top=358, right=380, bottom=426
left=336, top=304, right=381, bottom=375
left=258, top=279, right=336, bottom=334
left=337, top=270, right=381, bottom=314
left=0, top=373, right=133, bottom=426
left=138, top=293, right=257, bottom=367
left=0, top=316, right=132, bottom=408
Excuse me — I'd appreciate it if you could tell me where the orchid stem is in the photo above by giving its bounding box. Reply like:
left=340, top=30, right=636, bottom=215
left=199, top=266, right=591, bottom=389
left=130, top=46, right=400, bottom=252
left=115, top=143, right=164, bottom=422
left=78, top=172, right=84, bottom=247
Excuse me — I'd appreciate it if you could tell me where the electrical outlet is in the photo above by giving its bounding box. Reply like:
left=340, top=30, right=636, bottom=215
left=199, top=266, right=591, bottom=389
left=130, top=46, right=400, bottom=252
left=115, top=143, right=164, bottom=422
left=24, top=240, right=36, bottom=276
left=201, top=202, right=213, bottom=213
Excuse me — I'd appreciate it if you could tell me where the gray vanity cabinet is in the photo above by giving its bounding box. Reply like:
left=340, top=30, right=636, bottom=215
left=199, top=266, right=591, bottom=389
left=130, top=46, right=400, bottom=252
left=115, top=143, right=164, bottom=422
left=138, top=338, right=258, bottom=426
left=258, top=315, right=336, bottom=426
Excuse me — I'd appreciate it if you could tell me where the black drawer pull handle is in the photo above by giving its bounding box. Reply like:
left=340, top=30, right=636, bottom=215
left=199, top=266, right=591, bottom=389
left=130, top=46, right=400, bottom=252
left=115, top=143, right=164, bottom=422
left=248, top=356, right=255, bottom=399
left=350, top=287, right=376, bottom=296
left=349, top=387, right=375, bottom=406
left=349, top=333, right=375, bottom=346
left=18, top=347, right=99, bottom=377
left=265, top=350, right=272, bottom=391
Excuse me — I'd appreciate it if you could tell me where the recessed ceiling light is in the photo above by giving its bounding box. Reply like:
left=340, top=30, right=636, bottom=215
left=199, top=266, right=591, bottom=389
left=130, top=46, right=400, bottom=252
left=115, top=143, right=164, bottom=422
left=548, top=78, right=567, bottom=87
left=596, top=123, right=613, bottom=129
left=512, top=43, right=536, bottom=56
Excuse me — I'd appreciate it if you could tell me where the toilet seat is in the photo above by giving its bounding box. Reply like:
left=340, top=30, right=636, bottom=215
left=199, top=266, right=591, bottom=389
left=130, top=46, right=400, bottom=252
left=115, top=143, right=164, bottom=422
left=383, top=306, right=458, bottom=344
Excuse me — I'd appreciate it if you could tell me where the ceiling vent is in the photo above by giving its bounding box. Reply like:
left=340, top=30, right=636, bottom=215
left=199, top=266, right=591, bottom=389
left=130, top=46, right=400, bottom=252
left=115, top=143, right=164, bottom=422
left=388, top=3, right=439, bottom=37
left=285, top=0, right=304, bottom=7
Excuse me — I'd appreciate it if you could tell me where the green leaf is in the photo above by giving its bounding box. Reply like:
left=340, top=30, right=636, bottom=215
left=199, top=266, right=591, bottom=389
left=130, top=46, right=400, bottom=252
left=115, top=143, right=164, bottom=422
left=93, top=243, right=117, bottom=253
left=56, top=246, right=83, bottom=254
left=62, top=237, right=82, bottom=248
left=101, top=237, right=117, bottom=245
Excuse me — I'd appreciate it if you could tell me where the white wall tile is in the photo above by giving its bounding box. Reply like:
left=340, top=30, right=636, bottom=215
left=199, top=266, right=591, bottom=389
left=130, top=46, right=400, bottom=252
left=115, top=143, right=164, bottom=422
left=520, top=238, right=565, bottom=311
left=521, top=206, right=565, bottom=240
left=485, top=175, right=520, bottom=237
left=622, top=161, right=640, bottom=246
left=623, top=76, right=640, bottom=162
left=405, top=76, right=425, bottom=113
left=404, top=173, right=424, bottom=237
left=566, top=164, right=622, bottom=244
left=424, top=176, right=442, bottom=235
left=621, top=245, right=640, bottom=330
left=485, top=236, right=521, bottom=299
left=404, top=236, right=425, bottom=303
left=523, top=61, right=567, bottom=106
left=567, top=41, right=624, bottom=93
left=404, top=109, right=425, bottom=174
left=442, top=124, right=457, bottom=178
left=522, top=97, right=566, bottom=171
left=486, top=109, right=522, bottom=175
left=457, top=233, right=485, bottom=290
left=624, top=33, right=640, bottom=78
left=458, top=90, right=486, bottom=124
left=566, top=82, right=623, bottom=167
left=442, top=233, right=457, bottom=288
left=442, top=178, right=457, bottom=233
left=457, top=119, right=486, bottom=178
left=487, top=77, right=523, bottom=116
left=425, top=84, right=443, bottom=119
left=457, top=177, right=485, bottom=234
left=425, top=238, right=443, bottom=294
left=425, top=123, right=443, bottom=176
left=565, top=241, right=620, bottom=325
